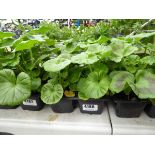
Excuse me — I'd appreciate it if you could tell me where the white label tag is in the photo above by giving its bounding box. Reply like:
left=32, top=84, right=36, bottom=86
left=82, top=104, right=98, bottom=111
left=23, top=99, right=37, bottom=106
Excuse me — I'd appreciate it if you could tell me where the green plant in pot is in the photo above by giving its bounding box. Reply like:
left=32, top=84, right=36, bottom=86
left=77, top=67, right=110, bottom=114
left=40, top=40, right=102, bottom=113
left=124, top=32, right=155, bottom=118
left=109, top=68, right=155, bottom=118
left=135, top=69, right=155, bottom=118
left=0, top=31, right=31, bottom=109
left=41, top=53, right=76, bottom=113
left=66, top=40, right=112, bottom=114
left=11, top=31, right=54, bottom=110
left=109, top=70, right=144, bottom=118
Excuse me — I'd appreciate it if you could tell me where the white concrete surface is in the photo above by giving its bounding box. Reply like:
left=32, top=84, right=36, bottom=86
left=108, top=102, right=155, bottom=135
left=0, top=105, right=111, bottom=135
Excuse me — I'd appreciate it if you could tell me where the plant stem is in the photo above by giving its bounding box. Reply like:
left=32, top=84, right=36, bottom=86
left=29, top=49, right=34, bottom=65
left=18, top=64, right=26, bottom=72
left=88, top=64, right=92, bottom=72
left=129, top=19, right=154, bottom=35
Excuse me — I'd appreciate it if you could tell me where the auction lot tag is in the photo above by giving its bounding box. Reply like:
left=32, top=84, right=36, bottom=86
left=23, top=99, right=37, bottom=106
left=82, top=104, right=98, bottom=111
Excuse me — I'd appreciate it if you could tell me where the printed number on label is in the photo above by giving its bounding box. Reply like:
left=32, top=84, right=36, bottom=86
left=82, top=104, right=98, bottom=111
left=23, top=99, right=37, bottom=106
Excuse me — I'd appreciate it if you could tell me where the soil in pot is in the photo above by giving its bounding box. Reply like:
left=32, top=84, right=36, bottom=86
left=113, top=93, right=147, bottom=118
left=78, top=99, right=104, bottom=114
left=0, top=105, right=19, bottom=109
left=51, top=97, right=76, bottom=113
left=21, top=93, right=44, bottom=111
left=145, top=103, right=155, bottom=118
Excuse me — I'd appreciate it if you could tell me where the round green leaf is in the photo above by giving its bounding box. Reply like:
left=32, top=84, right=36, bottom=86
left=78, top=71, right=110, bottom=99
left=140, top=56, right=155, bottom=65
left=15, top=40, right=39, bottom=51
left=31, top=78, right=41, bottom=91
left=126, top=32, right=155, bottom=40
left=135, top=70, right=155, bottom=99
left=69, top=68, right=81, bottom=83
left=41, top=83, right=63, bottom=104
left=43, top=55, right=71, bottom=72
left=109, top=38, right=138, bottom=62
left=0, top=69, right=31, bottom=106
left=109, top=71, right=135, bottom=93
left=92, top=62, right=109, bottom=73
left=71, top=52, right=99, bottom=65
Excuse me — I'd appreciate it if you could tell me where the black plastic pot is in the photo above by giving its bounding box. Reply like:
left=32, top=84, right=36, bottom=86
left=21, top=93, right=44, bottom=111
left=51, top=98, right=76, bottom=113
left=145, top=103, right=155, bottom=118
left=112, top=93, right=147, bottom=118
left=78, top=99, right=104, bottom=114
left=0, top=105, right=18, bottom=109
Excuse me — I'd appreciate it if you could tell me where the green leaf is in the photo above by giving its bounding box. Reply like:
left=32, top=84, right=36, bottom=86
left=12, top=38, right=23, bottom=47
left=89, top=36, right=109, bottom=44
left=41, top=83, right=63, bottom=104
left=43, top=54, right=71, bottom=72
left=64, top=42, right=80, bottom=53
left=27, top=35, right=48, bottom=41
left=0, top=52, right=20, bottom=67
left=0, top=38, right=15, bottom=49
left=122, top=55, right=141, bottom=73
left=0, top=69, right=31, bottom=106
left=86, top=43, right=103, bottom=54
left=109, top=38, right=138, bottom=62
left=14, top=35, right=47, bottom=51
left=15, top=40, right=39, bottom=51
left=78, top=71, right=110, bottom=99
left=69, top=68, right=81, bottom=83
left=135, top=70, right=155, bottom=99
left=95, top=36, right=109, bottom=44
left=78, top=92, right=89, bottom=100
left=31, top=78, right=41, bottom=91
left=92, top=62, right=109, bottom=73
left=109, top=71, right=135, bottom=94
left=140, top=56, right=155, bottom=65
left=0, top=31, right=15, bottom=39
left=126, top=32, right=155, bottom=40
left=1, top=53, right=20, bottom=67
left=29, top=26, right=50, bottom=34
left=146, top=43, right=155, bottom=51
left=71, top=52, right=99, bottom=65
left=77, top=78, right=89, bottom=100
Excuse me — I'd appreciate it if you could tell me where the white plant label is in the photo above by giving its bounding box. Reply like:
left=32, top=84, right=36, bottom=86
left=23, top=99, right=37, bottom=106
left=82, top=104, right=98, bottom=111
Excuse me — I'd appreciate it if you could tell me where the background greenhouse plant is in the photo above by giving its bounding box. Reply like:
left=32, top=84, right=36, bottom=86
left=1, top=19, right=155, bottom=107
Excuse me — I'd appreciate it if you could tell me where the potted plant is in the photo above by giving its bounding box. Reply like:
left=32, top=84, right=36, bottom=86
left=41, top=54, right=77, bottom=113
left=109, top=70, right=145, bottom=118
left=110, top=69, right=155, bottom=117
left=41, top=79, right=76, bottom=113
left=0, top=31, right=32, bottom=109
left=76, top=69, right=110, bottom=114
left=10, top=32, right=51, bottom=111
